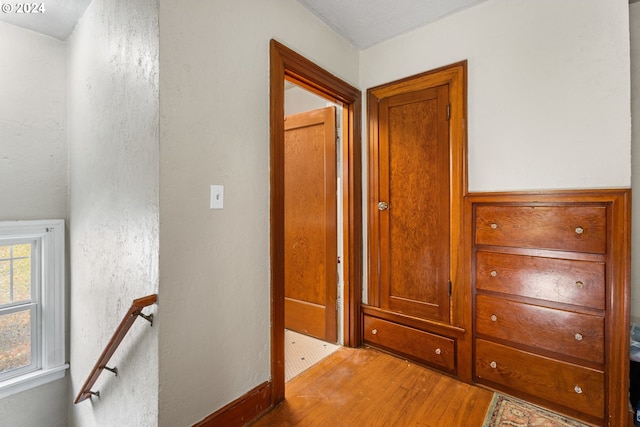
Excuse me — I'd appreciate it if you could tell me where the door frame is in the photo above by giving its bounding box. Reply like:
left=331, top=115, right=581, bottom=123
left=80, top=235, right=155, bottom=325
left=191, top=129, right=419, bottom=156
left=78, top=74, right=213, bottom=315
left=269, top=39, right=362, bottom=405
left=366, top=62, right=471, bottom=381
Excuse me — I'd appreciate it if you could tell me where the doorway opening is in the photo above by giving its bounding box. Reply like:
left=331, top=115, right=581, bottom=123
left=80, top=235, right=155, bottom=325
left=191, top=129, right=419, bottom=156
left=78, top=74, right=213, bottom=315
left=283, top=82, right=343, bottom=381
left=269, top=40, right=362, bottom=405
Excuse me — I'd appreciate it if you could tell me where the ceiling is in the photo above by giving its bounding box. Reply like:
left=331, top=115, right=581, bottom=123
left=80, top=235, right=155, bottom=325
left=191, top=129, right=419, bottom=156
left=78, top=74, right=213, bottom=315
left=0, top=0, right=487, bottom=47
left=297, top=0, right=488, bottom=49
left=0, top=0, right=92, bottom=40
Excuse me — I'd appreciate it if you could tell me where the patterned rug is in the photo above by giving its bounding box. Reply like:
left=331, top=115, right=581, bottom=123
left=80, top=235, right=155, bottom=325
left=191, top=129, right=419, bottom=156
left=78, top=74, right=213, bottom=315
left=483, top=394, right=591, bottom=427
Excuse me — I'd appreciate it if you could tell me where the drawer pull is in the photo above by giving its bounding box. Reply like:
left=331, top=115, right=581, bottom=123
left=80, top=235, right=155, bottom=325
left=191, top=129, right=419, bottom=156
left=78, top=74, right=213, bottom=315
left=490, top=361, right=497, bottom=369
left=575, top=333, right=583, bottom=341
left=490, top=223, right=498, bottom=229
left=371, top=328, right=378, bottom=335
left=574, top=385, right=583, bottom=394
left=490, top=270, right=498, bottom=277
left=435, top=348, right=441, bottom=355
left=575, top=226, right=584, bottom=235
left=490, top=314, right=498, bottom=322
left=575, top=280, right=584, bottom=288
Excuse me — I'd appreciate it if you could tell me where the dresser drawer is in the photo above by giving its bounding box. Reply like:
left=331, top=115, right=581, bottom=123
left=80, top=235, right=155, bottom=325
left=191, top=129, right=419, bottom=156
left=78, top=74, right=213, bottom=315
left=475, top=339, right=604, bottom=419
left=475, top=205, right=606, bottom=253
left=475, top=252, right=605, bottom=309
left=475, top=295, right=604, bottom=364
left=364, top=315, right=455, bottom=374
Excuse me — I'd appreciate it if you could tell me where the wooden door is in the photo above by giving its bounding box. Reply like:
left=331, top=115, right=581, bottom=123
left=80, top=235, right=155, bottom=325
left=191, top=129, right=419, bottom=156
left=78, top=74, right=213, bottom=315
left=376, top=85, right=451, bottom=322
left=284, top=106, right=338, bottom=342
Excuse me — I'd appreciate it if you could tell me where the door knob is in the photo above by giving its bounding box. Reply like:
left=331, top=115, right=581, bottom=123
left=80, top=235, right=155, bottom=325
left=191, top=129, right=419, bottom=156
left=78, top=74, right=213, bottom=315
left=378, top=201, right=389, bottom=211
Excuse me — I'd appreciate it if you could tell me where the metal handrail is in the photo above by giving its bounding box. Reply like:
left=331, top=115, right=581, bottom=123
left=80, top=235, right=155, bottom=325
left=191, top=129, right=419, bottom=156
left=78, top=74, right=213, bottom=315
left=73, top=294, right=157, bottom=404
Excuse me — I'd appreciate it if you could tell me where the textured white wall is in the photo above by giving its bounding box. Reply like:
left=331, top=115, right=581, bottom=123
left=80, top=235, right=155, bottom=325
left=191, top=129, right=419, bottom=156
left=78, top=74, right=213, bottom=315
left=361, top=0, right=631, bottom=192
left=158, top=1, right=357, bottom=425
left=0, top=22, right=68, bottom=427
left=67, top=0, right=159, bottom=426
left=631, top=3, right=640, bottom=322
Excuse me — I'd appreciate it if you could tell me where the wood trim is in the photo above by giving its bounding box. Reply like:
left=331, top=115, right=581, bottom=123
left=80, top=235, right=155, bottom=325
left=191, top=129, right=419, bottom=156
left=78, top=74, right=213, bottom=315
left=465, top=188, right=630, bottom=202
left=344, top=87, right=363, bottom=350
left=366, top=61, right=470, bottom=381
left=270, top=39, right=362, bottom=406
left=366, top=89, right=381, bottom=307
left=466, top=188, right=631, bottom=427
left=606, top=190, right=631, bottom=426
left=362, top=304, right=466, bottom=339
left=269, top=40, right=286, bottom=406
left=193, top=382, right=272, bottom=427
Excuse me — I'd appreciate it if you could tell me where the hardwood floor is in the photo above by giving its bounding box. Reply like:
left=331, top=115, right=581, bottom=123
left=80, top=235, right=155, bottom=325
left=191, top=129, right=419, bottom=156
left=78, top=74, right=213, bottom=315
left=251, top=346, right=495, bottom=427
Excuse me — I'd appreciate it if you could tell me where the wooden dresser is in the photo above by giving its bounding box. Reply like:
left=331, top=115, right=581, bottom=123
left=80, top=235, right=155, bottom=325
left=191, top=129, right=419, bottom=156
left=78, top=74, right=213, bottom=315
left=469, top=190, right=631, bottom=426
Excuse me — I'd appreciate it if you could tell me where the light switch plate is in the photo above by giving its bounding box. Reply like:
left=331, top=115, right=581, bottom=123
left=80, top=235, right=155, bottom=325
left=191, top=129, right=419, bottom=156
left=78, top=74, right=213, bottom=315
left=210, top=185, right=224, bottom=209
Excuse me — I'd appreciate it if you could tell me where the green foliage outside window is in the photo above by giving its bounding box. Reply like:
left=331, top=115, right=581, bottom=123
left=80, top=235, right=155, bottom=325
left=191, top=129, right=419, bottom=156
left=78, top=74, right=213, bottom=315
left=0, top=244, right=33, bottom=373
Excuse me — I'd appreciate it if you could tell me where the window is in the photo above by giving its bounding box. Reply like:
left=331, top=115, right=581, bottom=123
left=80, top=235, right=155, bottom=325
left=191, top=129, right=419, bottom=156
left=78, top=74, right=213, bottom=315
left=0, top=220, right=67, bottom=398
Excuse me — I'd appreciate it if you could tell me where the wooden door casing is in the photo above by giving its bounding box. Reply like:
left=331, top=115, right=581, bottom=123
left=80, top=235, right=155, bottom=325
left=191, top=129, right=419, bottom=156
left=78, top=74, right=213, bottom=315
left=284, top=106, right=337, bottom=343
left=378, top=85, right=451, bottom=321
left=270, top=39, right=363, bottom=406
left=366, top=61, right=469, bottom=381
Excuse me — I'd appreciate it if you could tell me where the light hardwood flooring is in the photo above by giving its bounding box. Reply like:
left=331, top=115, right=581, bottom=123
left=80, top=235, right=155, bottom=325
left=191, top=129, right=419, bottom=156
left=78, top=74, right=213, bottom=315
left=251, top=346, right=495, bottom=427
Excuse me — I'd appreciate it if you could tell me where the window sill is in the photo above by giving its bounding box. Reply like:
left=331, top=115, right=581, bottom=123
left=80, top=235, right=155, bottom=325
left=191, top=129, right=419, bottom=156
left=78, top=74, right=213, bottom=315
left=0, top=364, right=69, bottom=399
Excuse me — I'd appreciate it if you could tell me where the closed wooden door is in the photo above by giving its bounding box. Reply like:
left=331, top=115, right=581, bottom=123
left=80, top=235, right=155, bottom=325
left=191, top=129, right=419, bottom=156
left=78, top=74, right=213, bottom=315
left=284, top=106, right=337, bottom=342
left=376, top=85, right=451, bottom=322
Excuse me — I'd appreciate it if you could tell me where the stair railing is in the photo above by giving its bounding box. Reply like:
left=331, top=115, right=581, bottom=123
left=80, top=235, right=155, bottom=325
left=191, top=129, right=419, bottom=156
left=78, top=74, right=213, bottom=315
left=74, top=294, right=157, bottom=404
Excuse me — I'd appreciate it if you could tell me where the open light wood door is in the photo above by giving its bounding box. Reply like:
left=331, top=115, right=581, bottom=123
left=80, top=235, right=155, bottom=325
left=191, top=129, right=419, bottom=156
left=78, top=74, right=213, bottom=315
left=284, top=106, right=337, bottom=343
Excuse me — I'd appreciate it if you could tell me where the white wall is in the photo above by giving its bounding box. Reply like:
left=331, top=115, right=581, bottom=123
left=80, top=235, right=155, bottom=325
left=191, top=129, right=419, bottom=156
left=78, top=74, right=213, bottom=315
left=361, top=0, right=631, bottom=192
left=285, top=85, right=329, bottom=116
left=0, top=23, right=67, bottom=221
left=0, top=378, right=68, bottom=427
left=631, top=2, right=640, bottom=322
left=158, top=1, right=358, bottom=425
left=0, top=22, right=68, bottom=427
left=67, top=0, right=159, bottom=425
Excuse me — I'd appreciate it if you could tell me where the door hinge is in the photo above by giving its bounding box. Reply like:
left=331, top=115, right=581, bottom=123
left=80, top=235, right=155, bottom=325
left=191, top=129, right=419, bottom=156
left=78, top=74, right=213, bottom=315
left=446, top=104, right=451, bottom=121
left=448, top=280, right=452, bottom=296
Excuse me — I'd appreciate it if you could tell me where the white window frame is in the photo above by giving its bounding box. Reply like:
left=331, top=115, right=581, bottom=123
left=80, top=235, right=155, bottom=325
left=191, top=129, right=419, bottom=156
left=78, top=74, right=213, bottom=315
left=0, top=220, right=68, bottom=398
